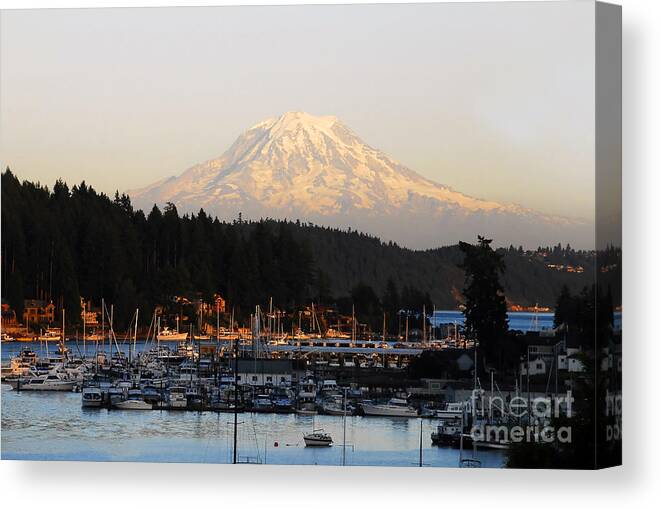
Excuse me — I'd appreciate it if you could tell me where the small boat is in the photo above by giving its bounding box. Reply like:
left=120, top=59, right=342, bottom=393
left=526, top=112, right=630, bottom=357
left=322, top=396, right=353, bottom=416
left=1, top=332, right=16, bottom=343
left=165, top=386, right=188, bottom=409
left=361, top=397, right=418, bottom=417
left=431, top=419, right=465, bottom=447
left=251, top=394, right=274, bottom=413
left=114, top=398, right=152, bottom=410
left=303, top=430, right=333, bottom=447
left=84, top=331, right=106, bottom=342
left=434, top=402, right=466, bottom=420
left=38, top=329, right=62, bottom=342
left=81, top=386, right=104, bottom=408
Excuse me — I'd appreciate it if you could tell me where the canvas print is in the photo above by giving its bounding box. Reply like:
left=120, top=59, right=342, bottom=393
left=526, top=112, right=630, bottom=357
left=0, top=2, right=621, bottom=468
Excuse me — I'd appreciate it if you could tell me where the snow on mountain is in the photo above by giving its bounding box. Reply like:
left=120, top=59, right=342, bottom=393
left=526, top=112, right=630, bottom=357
left=128, top=111, right=592, bottom=249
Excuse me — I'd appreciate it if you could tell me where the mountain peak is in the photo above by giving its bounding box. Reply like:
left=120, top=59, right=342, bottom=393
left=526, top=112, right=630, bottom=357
left=250, top=111, right=343, bottom=145
left=128, top=113, right=591, bottom=249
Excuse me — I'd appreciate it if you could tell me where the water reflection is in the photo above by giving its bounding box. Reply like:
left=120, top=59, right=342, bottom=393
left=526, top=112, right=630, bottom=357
left=2, top=384, right=504, bottom=467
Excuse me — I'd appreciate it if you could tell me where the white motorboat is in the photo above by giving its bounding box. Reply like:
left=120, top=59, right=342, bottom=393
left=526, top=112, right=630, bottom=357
left=21, top=373, right=76, bottom=391
left=114, top=398, right=152, bottom=410
left=361, top=397, right=418, bottom=417
left=1, top=332, right=16, bottom=342
left=157, top=327, right=189, bottom=341
left=81, top=386, right=104, bottom=407
left=38, top=329, right=62, bottom=342
left=303, top=430, right=333, bottom=447
left=434, top=402, right=466, bottom=420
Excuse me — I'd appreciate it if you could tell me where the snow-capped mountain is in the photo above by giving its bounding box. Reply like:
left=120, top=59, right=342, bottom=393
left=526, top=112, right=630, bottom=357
left=128, top=111, right=591, bottom=248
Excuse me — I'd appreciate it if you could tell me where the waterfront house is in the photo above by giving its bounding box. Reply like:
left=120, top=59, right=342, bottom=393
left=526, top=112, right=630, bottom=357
left=22, top=299, right=55, bottom=325
left=519, top=332, right=586, bottom=376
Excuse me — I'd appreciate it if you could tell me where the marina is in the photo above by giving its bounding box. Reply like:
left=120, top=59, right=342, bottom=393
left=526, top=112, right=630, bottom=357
left=1, top=385, right=505, bottom=467
left=2, top=304, right=613, bottom=464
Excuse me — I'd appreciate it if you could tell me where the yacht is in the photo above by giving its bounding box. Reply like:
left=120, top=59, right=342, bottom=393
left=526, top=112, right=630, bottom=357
left=157, top=326, right=188, bottom=342
left=21, top=373, right=76, bottom=391
left=361, top=397, right=418, bottom=417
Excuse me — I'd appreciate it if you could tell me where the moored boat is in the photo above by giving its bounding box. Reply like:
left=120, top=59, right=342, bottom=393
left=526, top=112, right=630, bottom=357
left=38, top=329, right=62, bottom=342
left=303, top=430, right=333, bottom=447
left=114, top=398, right=152, bottom=410
left=361, top=397, right=418, bottom=417
left=21, top=373, right=76, bottom=391
left=81, top=386, right=104, bottom=407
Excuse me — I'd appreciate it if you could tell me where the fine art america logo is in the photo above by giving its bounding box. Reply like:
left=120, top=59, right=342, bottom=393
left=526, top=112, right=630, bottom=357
left=469, top=390, right=574, bottom=444
left=605, top=390, right=622, bottom=442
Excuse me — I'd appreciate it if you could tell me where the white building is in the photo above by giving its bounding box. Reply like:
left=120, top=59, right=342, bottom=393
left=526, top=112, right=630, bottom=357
left=236, top=359, right=292, bottom=387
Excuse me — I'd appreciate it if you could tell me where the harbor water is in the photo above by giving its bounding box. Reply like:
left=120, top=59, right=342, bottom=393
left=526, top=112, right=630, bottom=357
left=1, top=385, right=504, bottom=467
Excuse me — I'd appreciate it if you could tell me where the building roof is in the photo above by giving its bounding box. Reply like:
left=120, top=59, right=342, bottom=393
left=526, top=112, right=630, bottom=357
left=237, top=358, right=293, bottom=374
left=23, top=299, right=51, bottom=308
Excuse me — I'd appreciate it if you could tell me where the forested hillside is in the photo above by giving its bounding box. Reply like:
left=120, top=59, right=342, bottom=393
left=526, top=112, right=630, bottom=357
left=1, top=170, right=599, bottom=329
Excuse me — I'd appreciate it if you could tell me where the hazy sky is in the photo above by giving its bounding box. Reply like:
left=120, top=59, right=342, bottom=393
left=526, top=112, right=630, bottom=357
left=0, top=2, right=595, bottom=220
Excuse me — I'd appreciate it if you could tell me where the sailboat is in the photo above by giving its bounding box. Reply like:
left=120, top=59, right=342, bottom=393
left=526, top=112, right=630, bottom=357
left=303, top=416, right=333, bottom=447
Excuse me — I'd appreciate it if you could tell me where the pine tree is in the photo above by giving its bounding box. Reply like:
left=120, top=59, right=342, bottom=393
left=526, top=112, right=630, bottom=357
left=458, top=236, right=509, bottom=369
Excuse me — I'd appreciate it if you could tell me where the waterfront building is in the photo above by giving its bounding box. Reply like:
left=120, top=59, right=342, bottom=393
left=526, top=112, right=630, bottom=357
left=22, top=299, right=55, bottom=325
left=236, top=358, right=293, bottom=387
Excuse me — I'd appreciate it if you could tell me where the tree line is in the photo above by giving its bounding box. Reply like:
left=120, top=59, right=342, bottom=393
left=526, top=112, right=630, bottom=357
left=2, top=169, right=605, bottom=331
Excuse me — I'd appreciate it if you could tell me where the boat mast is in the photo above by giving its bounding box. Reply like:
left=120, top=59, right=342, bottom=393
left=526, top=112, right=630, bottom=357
left=351, top=305, right=356, bottom=347
left=233, top=310, right=239, bottom=465
left=83, top=301, right=86, bottom=357
left=110, top=304, right=114, bottom=358
left=133, top=308, right=139, bottom=363
left=419, top=420, right=423, bottom=467
left=61, top=307, right=65, bottom=358
left=101, top=297, right=105, bottom=355
left=405, top=312, right=409, bottom=343
left=422, top=305, right=426, bottom=343
left=342, top=386, right=348, bottom=466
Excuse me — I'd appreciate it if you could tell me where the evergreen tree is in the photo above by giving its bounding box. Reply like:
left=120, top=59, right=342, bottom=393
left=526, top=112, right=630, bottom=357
left=458, top=236, right=509, bottom=368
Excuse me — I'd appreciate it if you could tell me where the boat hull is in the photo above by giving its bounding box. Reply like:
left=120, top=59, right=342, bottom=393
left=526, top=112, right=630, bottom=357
left=361, top=404, right=417, bottom=417
left=21, top=382, right=76, bottom=391
left=114, top=400, right=153, bottom=410
left=304, top=437, right=332, bottom=447
left=156, top=334, right=189, bottom=341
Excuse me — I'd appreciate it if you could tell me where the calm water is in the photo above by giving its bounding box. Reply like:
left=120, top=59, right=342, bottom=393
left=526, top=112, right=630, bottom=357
left=431, top=310, right=621, bottom=332
left=0, top=385, right=505, bottom=467
left=432, top=310, right=555, bottom=332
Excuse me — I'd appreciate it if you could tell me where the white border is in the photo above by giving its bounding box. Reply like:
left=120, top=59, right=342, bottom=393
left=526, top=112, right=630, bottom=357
left=2, top=1, right=658, bottom=507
